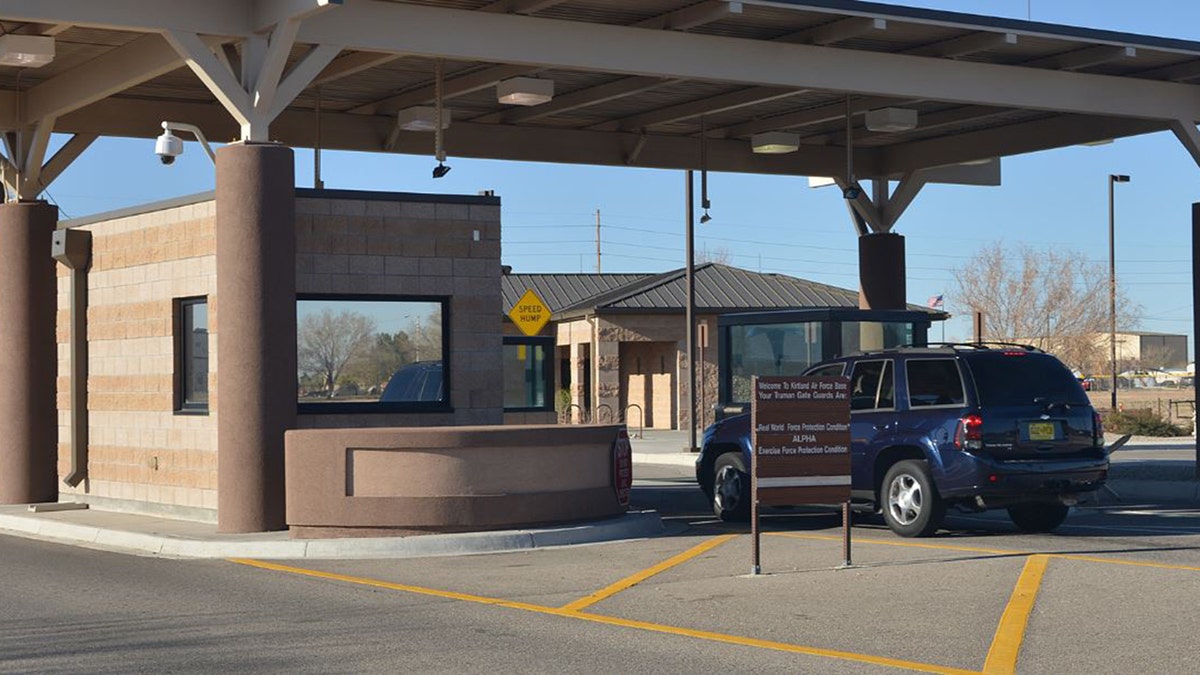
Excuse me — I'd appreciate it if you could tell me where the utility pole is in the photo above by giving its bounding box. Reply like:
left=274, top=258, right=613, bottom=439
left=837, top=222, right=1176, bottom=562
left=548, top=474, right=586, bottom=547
left=595, top=209, right=601, bottom=273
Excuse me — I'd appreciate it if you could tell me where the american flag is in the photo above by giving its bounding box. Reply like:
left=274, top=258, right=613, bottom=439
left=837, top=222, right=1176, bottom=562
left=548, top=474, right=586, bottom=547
left=927, top=294, right=944, bottom=309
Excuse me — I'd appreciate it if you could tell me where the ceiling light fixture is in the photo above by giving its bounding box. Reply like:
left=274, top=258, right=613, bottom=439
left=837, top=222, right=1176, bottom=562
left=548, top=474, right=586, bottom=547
left=496, top=77, right=554, bottom=106
left=396, top=106, right=451, bottom=132
left=0, top=34, right=55, bottom=68
left=750, top=131, right=800, bottom=154
left=865, top=107, right=918, bottom=132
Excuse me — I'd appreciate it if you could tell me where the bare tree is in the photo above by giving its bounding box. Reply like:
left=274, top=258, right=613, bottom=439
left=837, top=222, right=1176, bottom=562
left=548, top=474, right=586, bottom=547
left=298, top=309, right=378, bottom=396
left=697, top=244, right=733, bottom=265
left=951, top=242, right=1141, bottom=373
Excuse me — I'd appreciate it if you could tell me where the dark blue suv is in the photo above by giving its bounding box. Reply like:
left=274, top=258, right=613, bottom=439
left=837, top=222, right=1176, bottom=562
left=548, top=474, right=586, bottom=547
left=696, top=344, right=1109, bottom=537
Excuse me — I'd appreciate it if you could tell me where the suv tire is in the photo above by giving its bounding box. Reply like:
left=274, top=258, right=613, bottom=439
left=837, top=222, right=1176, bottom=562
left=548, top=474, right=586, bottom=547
left=712, top=454, right=751, bottom=522
left=881, top=459, right=945, bottom=538
left=1007, top=503, right=1070, bottom=533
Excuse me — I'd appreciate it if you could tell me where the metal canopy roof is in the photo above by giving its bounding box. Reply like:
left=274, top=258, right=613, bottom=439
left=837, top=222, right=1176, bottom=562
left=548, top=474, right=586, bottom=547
left=4, top=0, right=1200, bottom=186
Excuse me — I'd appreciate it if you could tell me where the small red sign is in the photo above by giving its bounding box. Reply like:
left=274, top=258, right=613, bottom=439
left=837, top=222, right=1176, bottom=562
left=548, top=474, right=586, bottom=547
left=613, top=428, right=633, bottom=508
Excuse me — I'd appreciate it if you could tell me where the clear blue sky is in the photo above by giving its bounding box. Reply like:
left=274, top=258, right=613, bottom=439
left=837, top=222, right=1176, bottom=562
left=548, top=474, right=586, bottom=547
left=43, top=0, right=1197, bottom=357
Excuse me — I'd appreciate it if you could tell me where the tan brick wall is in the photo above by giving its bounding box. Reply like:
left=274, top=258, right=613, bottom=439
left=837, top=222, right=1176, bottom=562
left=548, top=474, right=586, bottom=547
left=293, top=196, right=503, bottom=428
left=57, top=193, right=504, bottom=519
left=57, top=199, right=218, bottom=518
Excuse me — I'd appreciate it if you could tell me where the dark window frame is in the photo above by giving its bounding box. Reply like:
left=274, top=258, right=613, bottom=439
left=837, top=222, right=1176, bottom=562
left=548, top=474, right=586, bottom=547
left=173, top=296, right=209, bottom=415
left=296, top=293, right=452, bottom=415
left=503, top=335, right=555, bottom=412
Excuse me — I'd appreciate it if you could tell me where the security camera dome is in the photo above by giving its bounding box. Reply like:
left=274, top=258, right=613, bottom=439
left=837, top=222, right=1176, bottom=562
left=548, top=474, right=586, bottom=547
left=155, top=130, right=183, bottom=165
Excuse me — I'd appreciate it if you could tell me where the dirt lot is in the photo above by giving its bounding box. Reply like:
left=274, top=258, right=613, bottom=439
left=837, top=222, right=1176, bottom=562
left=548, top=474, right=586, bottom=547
left=1087, top=387, right=1195, bottom=420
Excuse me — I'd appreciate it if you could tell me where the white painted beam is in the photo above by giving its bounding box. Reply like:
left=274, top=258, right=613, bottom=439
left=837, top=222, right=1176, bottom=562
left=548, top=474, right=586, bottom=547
left=1170, top=120, right=1200, bottom=170
left=39, top=133, right=97, bottom=189
left=477, top=76, right=670, bottom=125
left=777, top=17, right=886, bottom=46
left=164, top=30, right=253, bottom=130
left=905, top=32, right=1016, bottom=59
left=600, top=86, right=800, bottom=132
left=312, top=51, right=398, bottom=87
left=293, top=3, right=1200, bottom=122
left=881, top=170, right=928, bottom=227
left=884, top=114, right=1166, bottom=173
left=268, top=44, right=341, bottom=119
left=0, top=0, right=249, bottom=36
left=351, top=64, right=536, bottom=116
left=833, top=177, right=883, bottom=233
left=22, top=33, right=194, bottom=124
left=57, top=97, right=883, bottom=177
left=251, top=19, right=302, bottom=117
left=253, top=0, right=342, bottom=33
left=1024, top=45, right=1136, bottom=71
left=717, top=96, right=899, bottom=138
left=632, top=1, right=742, bottom=31
left=479, top=0, right=570, bottom=14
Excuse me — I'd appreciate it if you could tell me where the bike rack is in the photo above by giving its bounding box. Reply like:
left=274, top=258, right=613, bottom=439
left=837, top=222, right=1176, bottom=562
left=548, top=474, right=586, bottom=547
left=623, top=404, right=644, bottom=439
left=595, top=403, right=614, bottom=424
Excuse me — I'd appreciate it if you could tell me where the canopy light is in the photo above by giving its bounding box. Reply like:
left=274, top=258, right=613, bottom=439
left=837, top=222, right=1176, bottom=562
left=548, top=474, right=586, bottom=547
left=497, top=77, right=554, bottom=106
left=750, top=131, right=800, bottom=154
left=865, top=107, right=918, bottom=132
left=0, top=34, right=55, bottom=68
left=396, top=106, right=451, bottom=132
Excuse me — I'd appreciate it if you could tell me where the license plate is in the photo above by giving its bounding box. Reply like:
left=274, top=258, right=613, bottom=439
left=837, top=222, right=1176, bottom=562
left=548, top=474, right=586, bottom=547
left=1028, top=422, right=1056, bottom=441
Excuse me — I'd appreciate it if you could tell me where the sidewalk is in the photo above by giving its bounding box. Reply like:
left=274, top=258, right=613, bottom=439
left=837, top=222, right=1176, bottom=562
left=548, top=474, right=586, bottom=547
left=0, top=431, right=1194, bottom=560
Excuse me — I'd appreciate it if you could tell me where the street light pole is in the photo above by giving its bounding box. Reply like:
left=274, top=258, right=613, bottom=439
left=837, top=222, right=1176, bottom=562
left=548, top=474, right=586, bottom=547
left=1109, top=174, right=1130, bottom=411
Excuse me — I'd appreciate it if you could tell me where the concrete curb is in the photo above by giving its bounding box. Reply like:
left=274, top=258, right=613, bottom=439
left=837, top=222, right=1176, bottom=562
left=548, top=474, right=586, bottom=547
left=0, top=510, right=666, bottom=560
left=633, top=452, right=698, bottom=468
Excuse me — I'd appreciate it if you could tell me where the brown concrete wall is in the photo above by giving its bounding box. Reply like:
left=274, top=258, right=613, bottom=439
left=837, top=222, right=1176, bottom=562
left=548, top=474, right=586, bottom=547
left=285, top=424, right=626, bottom=537
left=295, top=195, right=503, bottom=428
left=858, top=232, right=906, bottom=310
left=0, top=202, right=59, bottom=503
left=56, top=198, right=218, bottom=519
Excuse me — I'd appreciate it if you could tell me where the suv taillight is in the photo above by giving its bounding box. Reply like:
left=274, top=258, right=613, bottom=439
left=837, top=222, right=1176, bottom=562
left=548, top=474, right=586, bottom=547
left=954, top=413, right=984, bottom=450
left=1094, top=410, right=1104, bottom=448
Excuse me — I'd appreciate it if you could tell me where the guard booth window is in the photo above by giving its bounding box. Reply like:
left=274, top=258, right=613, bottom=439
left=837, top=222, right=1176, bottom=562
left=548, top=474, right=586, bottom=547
left=503, top=336, right=554, bottom=411
left=174, top=297, right=209, bottom=413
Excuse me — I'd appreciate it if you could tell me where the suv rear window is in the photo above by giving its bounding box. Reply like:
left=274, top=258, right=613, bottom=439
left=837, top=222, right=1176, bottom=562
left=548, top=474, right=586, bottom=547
left=906, top=359, right=965, bottom=407
left=964, top=353, right=1088, bottom=406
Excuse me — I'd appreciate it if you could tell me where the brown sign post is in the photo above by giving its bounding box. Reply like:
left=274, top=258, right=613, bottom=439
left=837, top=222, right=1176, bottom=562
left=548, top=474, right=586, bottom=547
left=750, top=375, right=852, bottom=575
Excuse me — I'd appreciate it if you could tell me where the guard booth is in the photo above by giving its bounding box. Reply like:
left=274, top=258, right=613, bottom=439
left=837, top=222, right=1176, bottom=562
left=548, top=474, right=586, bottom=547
left=716, top=308, right=937, bottom=418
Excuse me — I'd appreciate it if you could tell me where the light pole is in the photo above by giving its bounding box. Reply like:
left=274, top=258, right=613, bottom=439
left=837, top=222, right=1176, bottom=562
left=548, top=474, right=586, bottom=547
left=1109, top=174, right=1130, bottom=410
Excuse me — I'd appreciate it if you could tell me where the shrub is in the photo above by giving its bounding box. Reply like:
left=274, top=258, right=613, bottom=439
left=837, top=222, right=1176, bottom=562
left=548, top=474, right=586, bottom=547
left=1103, top=408, right=1189, bottom=437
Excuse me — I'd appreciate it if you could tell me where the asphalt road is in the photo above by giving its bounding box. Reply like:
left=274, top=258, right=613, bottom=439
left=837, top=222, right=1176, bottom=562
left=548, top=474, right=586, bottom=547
left=5, top=468, right=1200, bottom=674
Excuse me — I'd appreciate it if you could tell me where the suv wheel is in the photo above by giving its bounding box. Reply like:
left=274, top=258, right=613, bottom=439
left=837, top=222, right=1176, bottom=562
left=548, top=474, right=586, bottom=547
left=1007, top=503, right=1070, bottom=533
left=712, top=454, right=750, bottom=522
left=881, top=459, right=945, bottom=538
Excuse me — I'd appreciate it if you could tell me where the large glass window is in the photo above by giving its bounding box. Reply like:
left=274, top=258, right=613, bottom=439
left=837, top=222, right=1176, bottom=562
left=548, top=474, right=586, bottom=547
left=175, top=297, right=209, bottom=413
left=297, top=296, right=448, bottom=412
left=503, top=337, right=553, bottom=411
left=728, top=322, right=822, bottom=403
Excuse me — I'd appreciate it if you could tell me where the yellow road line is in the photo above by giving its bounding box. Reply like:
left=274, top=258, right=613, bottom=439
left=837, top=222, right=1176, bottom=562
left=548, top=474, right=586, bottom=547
left=771, top=532, right=1200, bottom=573
left=228, top=556, right=972, bottom=674
left=1051, top=554, right=1200, bottom=572
left=561, top=534, right=736, bottom=612
left=770, top=532, right=1025, bottom=557
left=983, top=554, right=1049, bottom=675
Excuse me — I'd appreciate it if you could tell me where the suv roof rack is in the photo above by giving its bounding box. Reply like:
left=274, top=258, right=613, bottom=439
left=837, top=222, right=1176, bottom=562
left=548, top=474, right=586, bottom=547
left=924, top=341, right=1045, bottom=353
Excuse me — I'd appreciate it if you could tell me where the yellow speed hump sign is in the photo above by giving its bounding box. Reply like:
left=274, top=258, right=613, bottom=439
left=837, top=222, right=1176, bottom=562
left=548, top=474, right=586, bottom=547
left=509, top=288, right=551, bottom=336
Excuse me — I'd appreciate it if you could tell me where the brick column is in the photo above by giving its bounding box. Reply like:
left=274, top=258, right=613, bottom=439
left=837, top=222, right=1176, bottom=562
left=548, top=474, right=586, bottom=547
left=216, top=143, right=296, bottom=532
left=0, top=201, right=58, bottom=503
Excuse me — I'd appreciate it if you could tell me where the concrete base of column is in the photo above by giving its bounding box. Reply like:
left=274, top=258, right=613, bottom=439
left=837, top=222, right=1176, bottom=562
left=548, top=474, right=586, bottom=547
left=216, top=143, right=297, bottom=533
left=0, top=201, right=59, bottom=504
left=858, top=232, right=906, bottom=310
